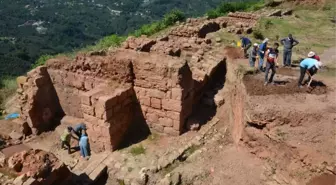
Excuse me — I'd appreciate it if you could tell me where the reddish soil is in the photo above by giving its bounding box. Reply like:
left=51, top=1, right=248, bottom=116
left=223, top=46, right=244, bottom=59
left=243, top=75, right=327, bottom=96
left=276, top=67, right=298, bottom=76
left=1, top=144, right=30, bottom=158
left=307, top=173, right=336, bottom=185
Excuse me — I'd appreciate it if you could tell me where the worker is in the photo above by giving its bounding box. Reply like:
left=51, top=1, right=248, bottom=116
left=281, top=34, right=299, bottom=67
left=264, top=43, right=280, bottom=86
left=298, top=56, right=322, bottom=88
left=60, top=126, right=74, bottom=154
left=240, top=35, right=252, bottom=58
left=258, top=38, right=269, bottom=71
left=79, top=131, right=90, bottom=159
left=308, top=51, right=320, bottom=61
left=249, top=43, right=259, bottom=67
left=73, top=123, right=87, bottom=139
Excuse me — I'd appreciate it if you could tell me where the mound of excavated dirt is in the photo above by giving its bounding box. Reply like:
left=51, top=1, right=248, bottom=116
left=7, top=149, right=60, bottom=178
left=223, top=46, right=244, bottom=59
left=243, top=75, right=327, bottom=96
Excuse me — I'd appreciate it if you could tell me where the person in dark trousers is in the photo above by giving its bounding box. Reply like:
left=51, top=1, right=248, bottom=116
left=60, top=126, right=74, bottom=154
left=79, top=131, right=90, bottom=160
left=249, top=43, right=259, bottom=67
left=281, top=34, right=299, bottom=67
left=258, top=38, right=269, bottom=71
left=264, top=43, right=280, bottom=86
left=73, top=123, right=87, bottom=139
left=298, top=57, right=322, bottom=88
left=240, top=35, right=252, bottom=58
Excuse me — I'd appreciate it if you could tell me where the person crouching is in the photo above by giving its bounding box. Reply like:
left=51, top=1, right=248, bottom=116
left=298, top=53, right=322, bottom=88
left=264, top=43, right=279, bottom=86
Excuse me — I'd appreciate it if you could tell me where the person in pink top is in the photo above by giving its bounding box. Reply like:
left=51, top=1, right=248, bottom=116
left=308, top=51, right=320, bottom=61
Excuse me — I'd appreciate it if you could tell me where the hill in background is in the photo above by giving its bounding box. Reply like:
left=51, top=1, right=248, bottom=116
left=0, top=0, right=229, bottom=77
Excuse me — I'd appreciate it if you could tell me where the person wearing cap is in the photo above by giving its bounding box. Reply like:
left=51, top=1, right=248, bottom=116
left=281, top=34, right=299, bottom=67
left=308, top=51, right=320, bottom=61
left=60, top=126, right=74, bottom=154
left=240, top=35, right=252, bottom=58
left=73, top=123, right=87, bottom=139
left=264, top=42, right=280, bottom=86
left=258, top=38, right=269, bottom=71
left=249, top=43, right=259, bottom=67
left=298, top=56, right=322, bottom=88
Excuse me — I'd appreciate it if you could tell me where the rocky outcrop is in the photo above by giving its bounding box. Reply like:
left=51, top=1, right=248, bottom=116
left=6, top=149, right=71, bottom=185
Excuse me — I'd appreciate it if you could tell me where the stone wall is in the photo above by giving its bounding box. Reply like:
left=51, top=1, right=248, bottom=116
left=18, top=66, right=64, bottom=135
left=80, top=87, right=134, bottom=152
left=132, top=53, right=193, bottom=135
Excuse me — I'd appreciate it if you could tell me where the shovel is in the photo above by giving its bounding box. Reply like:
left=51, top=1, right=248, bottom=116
left=306, top=71, right=313, bottom=88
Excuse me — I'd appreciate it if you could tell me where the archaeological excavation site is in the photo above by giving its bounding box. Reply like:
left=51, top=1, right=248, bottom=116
left=0, top=6, right=335, bottom=185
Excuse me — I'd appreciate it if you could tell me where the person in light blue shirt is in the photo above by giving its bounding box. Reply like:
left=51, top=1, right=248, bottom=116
left=298, top=57, right=322, bottom=88
left=79, top=131, right=90, bottom=159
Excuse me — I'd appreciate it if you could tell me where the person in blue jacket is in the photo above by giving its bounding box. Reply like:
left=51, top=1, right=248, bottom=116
left=298, top=57, right=322, bottom=88
left=79, top=131, right=91, bottom=159
left=240, top=35, right=252, bottom=58
left=258, top=38, right=269, bottom=71
left=72, top=123, right=87, bottom=139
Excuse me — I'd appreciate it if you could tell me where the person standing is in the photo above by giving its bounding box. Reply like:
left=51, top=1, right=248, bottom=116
left=264, top=43, right=280, bottom=85
left=298, top=57, right=322, bottom=88
left=281, top=34, right=299, bottom=67
left=258, top=38, right=269, bottom=71
left=79, top=131, right=91, bottom=160
left=240, top=35, right=252, bottom=58
left=249, top=43, right=259, bottom=67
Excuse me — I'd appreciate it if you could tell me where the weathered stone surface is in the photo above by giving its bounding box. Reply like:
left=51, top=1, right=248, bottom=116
left=162, top=99, right=182, bottom=112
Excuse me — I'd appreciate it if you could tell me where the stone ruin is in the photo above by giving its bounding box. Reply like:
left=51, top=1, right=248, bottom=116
left=1, top=149, right=70, bottom=185
left=16, top=12, right=258, bottom=153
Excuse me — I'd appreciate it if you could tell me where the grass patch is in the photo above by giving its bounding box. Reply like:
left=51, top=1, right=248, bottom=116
left=147, top=132, right=160, bottom=142
left=0, top=77, right=17, bottom=110
left=129, top=144, right=146, bottom=156
left=206, top=0, right=264, bottom=19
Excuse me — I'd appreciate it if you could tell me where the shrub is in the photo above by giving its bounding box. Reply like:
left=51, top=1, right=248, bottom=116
left=93, top=34, right=126, bottom=50
left=132, top=9, right=185, bottom=37
left=32, top=54, right=54, bottom=68
left=206, top=1, right=263, bottom=19
left=264, top=20, right=274, bottom=29
left=130, top=145, right=145, bottom=156
left=162, top=9, right=185, bottom=26
left=253, top=29, right=265, bottom=40
left=0, top=77, right=17, bottom=110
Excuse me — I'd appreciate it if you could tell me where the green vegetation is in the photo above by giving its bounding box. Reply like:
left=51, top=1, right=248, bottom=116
left=206, top=1, right=264, bottom=19
left=0, top=77, right=17, bottom=110
left=130, top=144, right=146, bottom=156
left=32, top=10, right=185, bottom=68
left=0, top=0, right=232, bottom=78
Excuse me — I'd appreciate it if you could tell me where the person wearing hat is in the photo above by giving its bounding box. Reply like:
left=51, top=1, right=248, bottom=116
left=249, top=43, right=259, bottom=67
left=73, top=123, right=87, bottom=139
left=264, top=42, right=280, bottom=86
left=60, top=126, right=74, bottom=154
left=258, top=38, right=269, bottom=71
left=308, top=51, right=320, bottom=61
left=281, top=34, right=299, bottom=67
left=239, top=35, right=252, bottom=58
left=298, top=56, right=322, bottom=88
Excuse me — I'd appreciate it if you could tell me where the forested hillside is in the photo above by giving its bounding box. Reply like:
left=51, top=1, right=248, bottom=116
left=0, top=0, right=236, bottom=77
